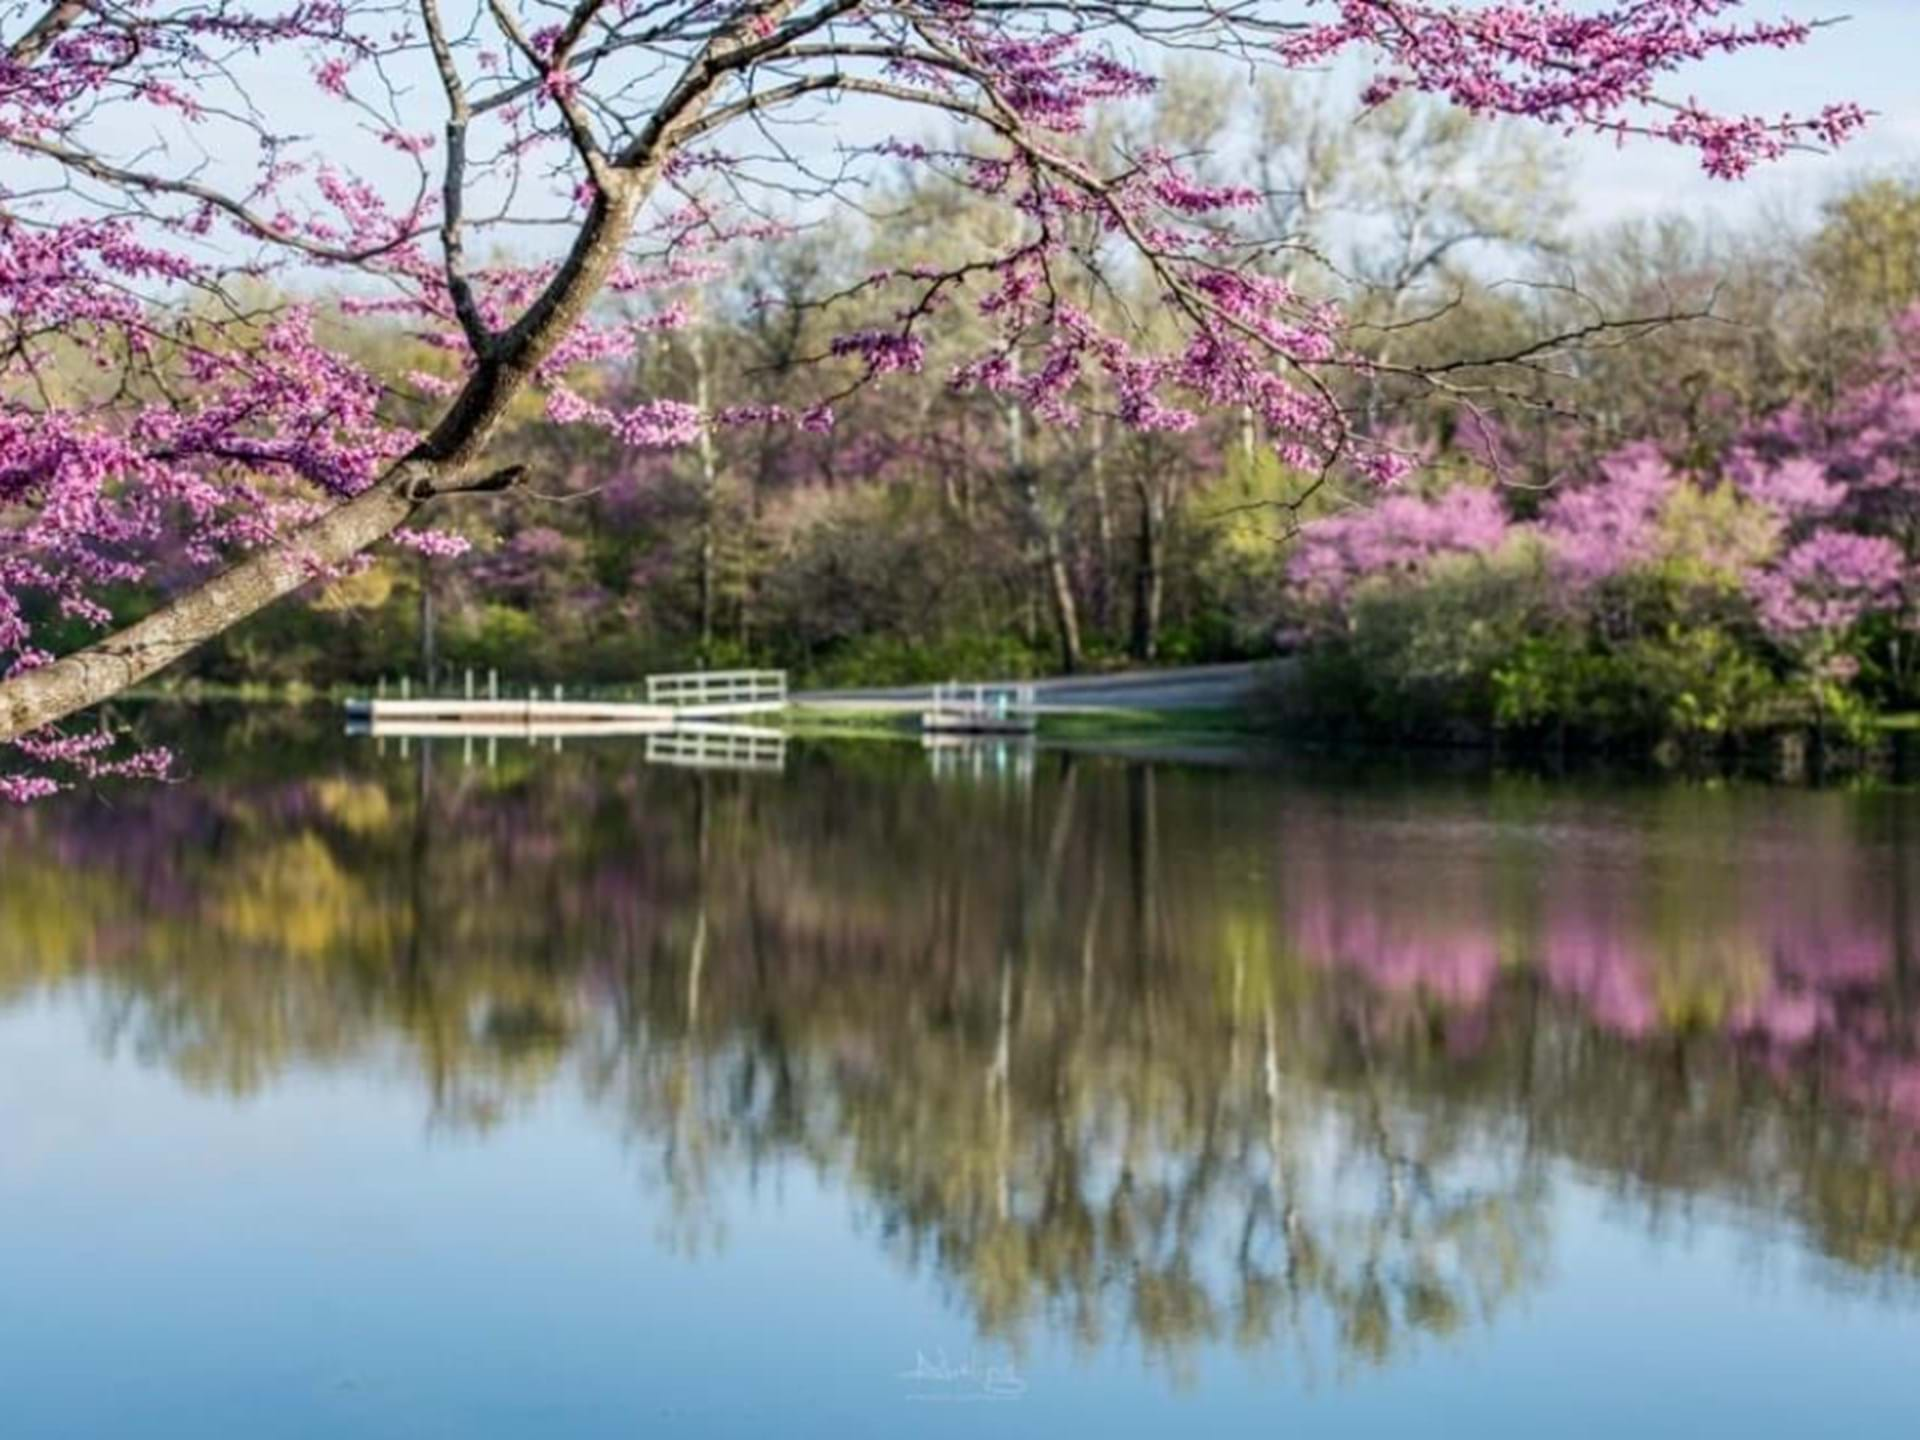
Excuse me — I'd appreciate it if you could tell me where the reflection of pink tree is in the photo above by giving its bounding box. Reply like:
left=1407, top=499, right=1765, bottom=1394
left=1541, top=920, right=1659, bottom=1038
left=1297, top=898, right=1503, bottom=1011
left=1271, top=799, right=1920, bottom=1163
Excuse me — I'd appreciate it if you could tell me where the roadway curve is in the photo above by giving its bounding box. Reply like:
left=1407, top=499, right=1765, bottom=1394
left=792, top=660, right=1287, bottom=715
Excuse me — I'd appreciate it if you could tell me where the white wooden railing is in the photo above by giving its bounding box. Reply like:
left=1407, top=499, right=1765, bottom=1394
left=927, top=682, right=1037, bottom=718
left=645, top=669, right=788, bottom=714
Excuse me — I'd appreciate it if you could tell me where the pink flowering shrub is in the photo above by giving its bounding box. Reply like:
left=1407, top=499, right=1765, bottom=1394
left=1285, top=305, right=1920, bottom=751
left=1748, top=531, right=1903, bottom=640
left=1286, top=486, right=1514, bottom=609
left=1537, top=446, right=1679, bottom=591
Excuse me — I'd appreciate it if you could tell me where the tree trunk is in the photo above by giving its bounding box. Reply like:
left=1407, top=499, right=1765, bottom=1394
left=1041, top=530, right=1084, bottom=675
left=1017, top=468, right=1082, bottom=674
left=0, top=481, right=417, bottom=742
left=418, top=553, right=438, bottom=689
left=1090, top=424, right=1113, bottom=636
left=693, top=334, right=719, bottom=653
left=1130, top=478, right=1165, bottom=664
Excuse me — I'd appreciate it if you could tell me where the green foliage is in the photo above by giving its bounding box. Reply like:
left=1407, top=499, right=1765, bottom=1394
left=1286, top=539, right=1799, bottom=753
left=1282, top=554, right=1545, bottom=741
left=450, top=605, right=547, bottom=676
left=1153, top=610, right=1244, bottom=666
left=1647, top=481, right=1780, bottom=589
left=1489, top=634, right=1608, bottom=732
left=1607, top=623, right=1787, bottom=741
left=1806, top=674, right=1882, bottom=746
left=1808, top=177, right=1920, bottom=323
left=801, top=629, right=1045, bottom=690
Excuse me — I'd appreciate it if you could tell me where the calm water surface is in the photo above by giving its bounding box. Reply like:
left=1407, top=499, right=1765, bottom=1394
left=5, top=715, right=1920, bottom=1436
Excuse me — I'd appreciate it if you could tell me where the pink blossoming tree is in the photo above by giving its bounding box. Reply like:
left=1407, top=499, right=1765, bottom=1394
left=1282, top=300, right=1920, bottom=747
left=0, top=0, right=1862, bottom=794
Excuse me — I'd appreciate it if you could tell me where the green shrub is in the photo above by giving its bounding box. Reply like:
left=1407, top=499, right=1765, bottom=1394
left=1285, top=549, right=1803, bottom=752
left=801, top=630, right=1044, bottom=689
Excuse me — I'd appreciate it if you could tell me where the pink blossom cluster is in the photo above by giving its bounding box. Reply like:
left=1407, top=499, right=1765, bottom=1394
left=1747, top=531, right=1904, bottom=639
left=1537, top=444, right=1677, bottom=589
left=1288, top=486, right=1513, bottom=606
left=1729, top=306, right=1920, bottom=645
left=0, top=727, right=173, bottom=803
left=1276, top=0, right=1867, bottom=179
left=1288, top=305, right=1920, bottom=696
left=828, top=330, right=928, bottom=379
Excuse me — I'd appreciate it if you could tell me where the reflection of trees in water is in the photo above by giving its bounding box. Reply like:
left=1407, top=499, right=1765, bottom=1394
left=6, top=741, right=1920, bottom=1358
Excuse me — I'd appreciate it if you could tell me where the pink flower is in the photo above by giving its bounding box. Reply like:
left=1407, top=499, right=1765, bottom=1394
left=1539, top=445, right=1676, bottom=588
left=1288, top=486, right=1510, bottom=606
left=1748, top=530, right=1903, bottom=639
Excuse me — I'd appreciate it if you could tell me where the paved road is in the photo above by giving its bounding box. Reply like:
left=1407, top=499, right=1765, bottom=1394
left=793, top=660, right=1286, bottom=714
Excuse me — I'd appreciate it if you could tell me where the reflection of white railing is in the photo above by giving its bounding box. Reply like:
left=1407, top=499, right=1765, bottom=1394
left=646, top=724, right=788, bottom=772
left=646, top=670, right=788, bottom=715
left=925, top=735, right=1036, bottom=786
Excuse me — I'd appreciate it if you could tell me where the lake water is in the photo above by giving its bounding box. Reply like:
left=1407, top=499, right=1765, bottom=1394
left=5, top=714, right=1920, bottom=1436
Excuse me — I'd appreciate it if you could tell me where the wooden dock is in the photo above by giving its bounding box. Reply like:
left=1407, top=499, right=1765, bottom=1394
left=345, top=669, right=788, bottom=736
left=344, top=698, right=673, bottom=732
left=920, top=682, right=1038, bottom=736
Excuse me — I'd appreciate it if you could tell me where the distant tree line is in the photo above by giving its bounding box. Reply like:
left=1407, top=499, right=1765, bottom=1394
left=136, top=75, right=1920, bottom=742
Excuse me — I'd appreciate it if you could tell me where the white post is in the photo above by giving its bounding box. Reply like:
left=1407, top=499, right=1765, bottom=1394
left=400, top=675, right=411, bottom=701
left=465, top=668, right=475, bottom=700
left=488, top=668, right=499, bottom=700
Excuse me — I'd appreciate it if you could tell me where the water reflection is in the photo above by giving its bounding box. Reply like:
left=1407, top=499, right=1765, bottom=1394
left=6, top=728, right=1920, bottom=1378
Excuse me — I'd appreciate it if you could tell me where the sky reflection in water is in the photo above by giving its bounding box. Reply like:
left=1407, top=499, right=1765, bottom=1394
left=4, top=718, right=1920, bottom=1436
